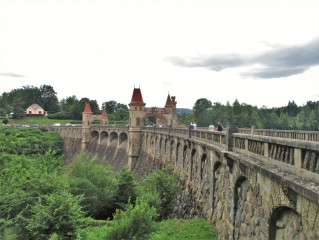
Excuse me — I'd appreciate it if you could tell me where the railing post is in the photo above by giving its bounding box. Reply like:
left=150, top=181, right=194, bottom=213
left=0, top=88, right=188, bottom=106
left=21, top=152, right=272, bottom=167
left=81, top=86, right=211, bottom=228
left=294, top=148, right=302, bottom=168
left=264, top=142, right=269, bottom=158
left=226, top=125, right=239, bottom=151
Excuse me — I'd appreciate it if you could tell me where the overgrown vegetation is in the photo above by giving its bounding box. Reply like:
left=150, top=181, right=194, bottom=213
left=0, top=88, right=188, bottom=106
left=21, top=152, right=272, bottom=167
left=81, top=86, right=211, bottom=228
left=0, top=127, right=205, bottom=239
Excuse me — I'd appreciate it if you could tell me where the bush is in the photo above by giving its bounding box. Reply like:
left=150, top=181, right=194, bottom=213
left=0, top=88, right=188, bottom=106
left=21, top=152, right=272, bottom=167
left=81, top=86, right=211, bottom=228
left=140, top=167, right=180, bottom=220
left=68, top=152, right=118, bottom=219
left=103, top=198, right=157, bottom=240
left=115, top=167, right=138, bottom=210
left=2, top=118, right=8, bottom=124
left=25, top=191, right=87, bottom=240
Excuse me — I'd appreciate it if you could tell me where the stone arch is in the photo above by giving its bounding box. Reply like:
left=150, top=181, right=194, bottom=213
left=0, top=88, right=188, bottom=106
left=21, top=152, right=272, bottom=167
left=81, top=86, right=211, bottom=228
left=151, top=135, right=154, bottom=148
left=190, top=148, right=197, bottom=181
left=159, top=138, right=163, bottom=152
left=233, top=176, right=247, bottom=225
left=269, top=206, right=314, bottom=240
left=200, top=154, right=207, bottom=183
left=183, top=145, right=188, bottom=169
left=213, top=161, right=222, bottom=211
left=100, top=131, right=108, bottom=141
left=176, top=142, right=180, bottom=164
left=91, top=130, right=99, bottom=138
left=170, top=140, right=174, bottom=160
left=110, top=132, right=118, bottom=142
left=164, top=139, right=168, bottom=153
left=119, top=132, right=128, bottom=145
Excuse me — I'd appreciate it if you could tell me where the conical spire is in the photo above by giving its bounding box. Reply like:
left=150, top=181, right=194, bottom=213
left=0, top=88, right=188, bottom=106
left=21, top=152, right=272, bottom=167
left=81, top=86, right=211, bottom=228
left=130, top=87, right=145, bottom=105
left=102, top=108, right=107, bottom=116
left=165, top=94, right=173, bottom=107
left=83, top=103, right=92, bottom=113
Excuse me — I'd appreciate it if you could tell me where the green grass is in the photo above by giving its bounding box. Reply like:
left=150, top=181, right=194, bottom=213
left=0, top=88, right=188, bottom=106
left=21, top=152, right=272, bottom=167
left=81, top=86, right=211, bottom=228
left=149, top=218, right=218, bottom=240
left=4, top=117, right=81, bottom=125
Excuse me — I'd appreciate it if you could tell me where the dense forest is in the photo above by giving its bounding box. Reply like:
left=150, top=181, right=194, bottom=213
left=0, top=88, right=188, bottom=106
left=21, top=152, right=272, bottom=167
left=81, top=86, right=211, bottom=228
left=0, top=127, right=187, bottom=239
left=1, top=85, right=318, bottom=130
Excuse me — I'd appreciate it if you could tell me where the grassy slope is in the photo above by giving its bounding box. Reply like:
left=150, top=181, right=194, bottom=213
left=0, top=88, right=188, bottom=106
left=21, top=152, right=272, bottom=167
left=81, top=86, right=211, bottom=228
left=149, top=218, right=218, bottom=240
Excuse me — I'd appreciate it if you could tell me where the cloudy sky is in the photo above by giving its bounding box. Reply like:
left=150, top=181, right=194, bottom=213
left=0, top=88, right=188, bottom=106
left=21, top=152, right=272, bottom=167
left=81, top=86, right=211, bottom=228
left=0, top=0, right=318, bottom=109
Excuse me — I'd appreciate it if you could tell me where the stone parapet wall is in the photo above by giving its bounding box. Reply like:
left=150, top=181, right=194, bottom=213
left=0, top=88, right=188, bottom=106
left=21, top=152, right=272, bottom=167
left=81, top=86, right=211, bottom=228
left=137, top=129, right=319, bottom=239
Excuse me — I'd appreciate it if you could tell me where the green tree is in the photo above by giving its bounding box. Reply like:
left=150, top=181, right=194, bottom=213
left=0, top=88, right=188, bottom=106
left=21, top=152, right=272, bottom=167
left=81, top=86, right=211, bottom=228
left=102, top=100, right=117, bottom=114
left=40, top=84, right=59, bottom=113
left=68, top=152, right=117, bottom=219
left=193, top=98, right=212, bottom=126
left=140, top=167, right=180, bottom=220
left=25, top=191, right=86, bottom=240
left=102, top=198, right=157, bottom=240
left=115, top=168, right=138, bottom=210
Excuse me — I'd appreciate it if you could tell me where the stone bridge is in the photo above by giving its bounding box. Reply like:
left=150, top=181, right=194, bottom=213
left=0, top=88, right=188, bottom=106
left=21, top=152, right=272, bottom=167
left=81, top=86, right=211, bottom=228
left=48, top=124, right=319, bottom=239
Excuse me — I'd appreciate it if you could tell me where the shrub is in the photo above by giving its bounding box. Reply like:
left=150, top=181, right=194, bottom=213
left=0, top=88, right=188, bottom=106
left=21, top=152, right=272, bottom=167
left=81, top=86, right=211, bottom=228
left=25, top=191, right=87, bottom=240
left=115, top=167, right=138, bottom=210
left=140, top=167, right=180, bottom=220
left=2, top=118, right=8, bottom=124
left=68, top=152, right=118, bottom=219
left=103, top=198, right=157, bottom=240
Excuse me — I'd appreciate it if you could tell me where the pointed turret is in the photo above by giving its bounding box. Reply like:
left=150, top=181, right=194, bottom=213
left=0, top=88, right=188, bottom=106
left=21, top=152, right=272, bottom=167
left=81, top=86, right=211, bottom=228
left=101, top=108, right=107, bottom=116
left=164, top=94, right=173, bottom=107
left=83, top=103, right=92, bottom=113
left=129, top=88, right=145, bottom=105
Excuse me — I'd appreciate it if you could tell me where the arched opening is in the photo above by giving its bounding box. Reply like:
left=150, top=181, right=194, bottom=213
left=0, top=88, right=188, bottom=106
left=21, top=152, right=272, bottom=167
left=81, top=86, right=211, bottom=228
left=190, top=149, right=196, bottom=181
left=91, top=130, right=99, bottom=138
left=170, top=140, right=174, bottom=160
left=164, top=139, right=168, bottom=153
left=233, top=176, right=249, bottom=236
left=119, top=132, right=128, bottom=145
left=100, top=131, right=108, bottom=141
left=200, top=154, right=207, bottom=183
left=110, top=132, right=118, bottom=142
left=183, top=145, right=188, bottom=169
left=269, top=206, right=311, bottom=240
left=176, top=142, right=180, bottom=164
left=159, top=138, right=163, bottom=152
left=213, top=161, right=222, bottom=210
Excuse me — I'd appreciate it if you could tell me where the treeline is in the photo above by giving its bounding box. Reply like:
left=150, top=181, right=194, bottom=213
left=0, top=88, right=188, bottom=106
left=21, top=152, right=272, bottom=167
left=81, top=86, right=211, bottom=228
left=0, top=127, right=179, bottom=239
left=179, top=98, right=319, bottom=131
left=0, top=85, right=128, bottom=121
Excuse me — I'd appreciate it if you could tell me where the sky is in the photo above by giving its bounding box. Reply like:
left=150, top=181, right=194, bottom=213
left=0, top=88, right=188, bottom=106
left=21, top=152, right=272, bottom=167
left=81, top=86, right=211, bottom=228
left=0, top=0, right=318, bottom=109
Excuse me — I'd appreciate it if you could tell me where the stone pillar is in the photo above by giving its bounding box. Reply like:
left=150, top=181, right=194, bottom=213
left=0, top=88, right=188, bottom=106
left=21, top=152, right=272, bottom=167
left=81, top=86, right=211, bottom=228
left=226, top=125, right=239, bottom=151
left=128, top=127, right=142, bottom=170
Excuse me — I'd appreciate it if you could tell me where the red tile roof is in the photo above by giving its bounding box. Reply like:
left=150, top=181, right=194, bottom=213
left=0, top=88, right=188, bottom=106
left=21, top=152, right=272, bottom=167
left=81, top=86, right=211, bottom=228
left=83, top=103, right=92, bottom=113
left=102, top=109, right=107, bottom=116
left=130, top=88, right=145, bottom=105
left=165, top=94, right=173, bottom=107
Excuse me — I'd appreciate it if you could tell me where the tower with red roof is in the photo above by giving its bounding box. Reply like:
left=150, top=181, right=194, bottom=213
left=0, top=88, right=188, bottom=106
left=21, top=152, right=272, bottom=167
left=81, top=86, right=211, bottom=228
left=81, top=103, right=93, bottom=150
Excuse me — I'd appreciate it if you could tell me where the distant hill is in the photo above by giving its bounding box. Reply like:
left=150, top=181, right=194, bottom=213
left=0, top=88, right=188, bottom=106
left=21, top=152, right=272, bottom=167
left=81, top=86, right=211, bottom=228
left=176, top=108, right=192, bottom=115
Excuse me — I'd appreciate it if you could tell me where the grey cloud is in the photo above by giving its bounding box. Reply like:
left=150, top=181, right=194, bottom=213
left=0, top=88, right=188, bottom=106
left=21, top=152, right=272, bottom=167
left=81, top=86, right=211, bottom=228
left=0, top=73, right=26, bottom=78
left=167, top=39, right=319, bottom=79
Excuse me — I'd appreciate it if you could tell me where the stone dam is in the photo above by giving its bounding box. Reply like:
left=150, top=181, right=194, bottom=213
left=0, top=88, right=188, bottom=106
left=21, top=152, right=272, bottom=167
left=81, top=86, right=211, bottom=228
left=48, top=124, right=319, bottom=240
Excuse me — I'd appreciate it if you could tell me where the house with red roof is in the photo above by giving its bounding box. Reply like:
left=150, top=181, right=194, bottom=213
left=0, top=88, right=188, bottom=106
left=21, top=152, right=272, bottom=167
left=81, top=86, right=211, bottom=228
left=25, top=104, right=46, bottom=117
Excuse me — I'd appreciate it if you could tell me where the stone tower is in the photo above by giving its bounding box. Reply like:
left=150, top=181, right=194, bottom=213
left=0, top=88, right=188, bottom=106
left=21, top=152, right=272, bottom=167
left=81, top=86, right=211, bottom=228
left=164, top=94, right=178, bottom=127
left=81, top=103, right=92, bottom=151
left=128, top=87, right=146, bottom=169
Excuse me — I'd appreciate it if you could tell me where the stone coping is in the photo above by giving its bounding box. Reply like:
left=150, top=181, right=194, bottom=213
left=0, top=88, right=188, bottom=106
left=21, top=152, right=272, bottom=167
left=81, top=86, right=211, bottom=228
left=233, top=133, right=319, bottom=151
